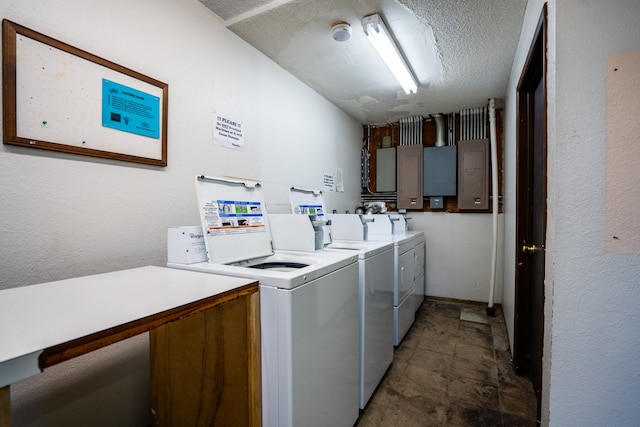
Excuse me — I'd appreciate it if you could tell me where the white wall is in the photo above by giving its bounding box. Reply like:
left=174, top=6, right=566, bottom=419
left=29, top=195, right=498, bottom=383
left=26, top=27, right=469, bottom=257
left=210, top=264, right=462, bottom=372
left=409, top=212, right=504, bottom=304
left=504, top=1, right=640, bottom=425
left=550, top=1, right=640, bottom=425
left=0, top=0, right=362, bottom=425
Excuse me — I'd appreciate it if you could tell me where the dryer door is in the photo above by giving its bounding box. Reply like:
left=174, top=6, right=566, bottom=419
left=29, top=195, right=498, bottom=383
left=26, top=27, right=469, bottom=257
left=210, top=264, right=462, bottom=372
left=396, top=247, right=415, bottom=305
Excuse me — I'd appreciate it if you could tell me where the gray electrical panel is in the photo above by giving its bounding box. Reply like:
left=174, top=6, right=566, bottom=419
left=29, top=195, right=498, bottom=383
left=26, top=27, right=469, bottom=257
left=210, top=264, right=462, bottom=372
left=397, top=145, right=424, bottom=209
left=457, top=139, right=489, bottom=210
left=423, top=146, right=457, bottom=196
left=376, top=147, right=396, bottom=192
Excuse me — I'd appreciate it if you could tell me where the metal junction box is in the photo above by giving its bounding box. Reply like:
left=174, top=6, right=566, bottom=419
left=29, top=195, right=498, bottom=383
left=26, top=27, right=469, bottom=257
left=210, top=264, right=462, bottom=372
left=457, top=139, right=489, bottom=210
left=397, top=145, right=424, bottom=210
left=423, top=146, right=457, bottom=196
left=376, top=147, right=396, bottom=192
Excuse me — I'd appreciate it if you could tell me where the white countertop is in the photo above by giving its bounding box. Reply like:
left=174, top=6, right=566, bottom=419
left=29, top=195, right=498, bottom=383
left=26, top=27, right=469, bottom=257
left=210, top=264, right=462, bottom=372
left=0, top=266, right=257, bottom=387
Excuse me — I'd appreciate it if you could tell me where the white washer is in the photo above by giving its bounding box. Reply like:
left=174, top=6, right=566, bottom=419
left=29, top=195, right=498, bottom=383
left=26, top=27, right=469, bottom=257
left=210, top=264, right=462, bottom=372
left=286, top=189, right=395, bottom=408
left=167, top=176, right=360, bottom=427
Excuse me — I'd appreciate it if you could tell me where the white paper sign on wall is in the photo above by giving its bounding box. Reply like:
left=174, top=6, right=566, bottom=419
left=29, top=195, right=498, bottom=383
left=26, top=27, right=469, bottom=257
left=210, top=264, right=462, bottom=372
left=214, top=113, right=244, bottom=150
left=335, top=168, right=344, bottom=192
left=323, top=172, right=335, bottom=192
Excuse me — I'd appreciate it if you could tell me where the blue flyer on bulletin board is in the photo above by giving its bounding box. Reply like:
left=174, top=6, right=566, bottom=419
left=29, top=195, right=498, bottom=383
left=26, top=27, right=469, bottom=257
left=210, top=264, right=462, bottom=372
left=102, top=79, right=160, bottom=139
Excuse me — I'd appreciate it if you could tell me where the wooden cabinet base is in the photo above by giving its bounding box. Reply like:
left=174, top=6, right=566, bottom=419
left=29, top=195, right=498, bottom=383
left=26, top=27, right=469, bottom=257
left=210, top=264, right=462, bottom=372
left=150, top=292, right=261, bottom=426
left=1, top=386, right=9, bottom=427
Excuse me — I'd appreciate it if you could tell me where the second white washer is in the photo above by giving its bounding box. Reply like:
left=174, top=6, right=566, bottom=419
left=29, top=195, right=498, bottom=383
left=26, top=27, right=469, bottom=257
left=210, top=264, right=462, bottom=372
left=325, top=239, right=394, bottom=409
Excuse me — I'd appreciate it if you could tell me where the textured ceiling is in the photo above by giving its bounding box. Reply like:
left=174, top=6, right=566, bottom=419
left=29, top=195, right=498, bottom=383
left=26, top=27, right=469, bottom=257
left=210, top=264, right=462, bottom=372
left=200, top=0, right=528, bottom=124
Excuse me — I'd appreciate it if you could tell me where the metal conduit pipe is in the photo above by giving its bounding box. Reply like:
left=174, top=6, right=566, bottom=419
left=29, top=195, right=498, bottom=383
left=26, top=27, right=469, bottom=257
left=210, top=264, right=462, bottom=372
left=433, top=114, right=446, bottom=147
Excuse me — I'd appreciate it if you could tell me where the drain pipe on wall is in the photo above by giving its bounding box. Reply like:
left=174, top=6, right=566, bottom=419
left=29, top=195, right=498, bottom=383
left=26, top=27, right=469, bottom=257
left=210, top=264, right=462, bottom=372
left=487, top=98, right=498, bottom=317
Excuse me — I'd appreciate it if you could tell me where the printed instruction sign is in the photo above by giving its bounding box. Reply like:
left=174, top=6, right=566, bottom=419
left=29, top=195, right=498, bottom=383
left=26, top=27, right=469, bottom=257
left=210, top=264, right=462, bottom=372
left=294, top=204, right=325, bottom=217
left=201, top=199, right=265, bottom=236
left=102, top=79, right=160, bottom=138
left=323, top=172, right=335, bottom=192
left=335, top=168, right=344, bottom=192
left=214, top=113, right=244, bottom=149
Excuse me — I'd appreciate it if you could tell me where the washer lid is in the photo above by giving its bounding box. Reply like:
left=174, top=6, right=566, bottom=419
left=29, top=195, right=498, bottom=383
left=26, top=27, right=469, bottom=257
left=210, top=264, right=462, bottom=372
left=326, top=214, right=367, bottom=241
left=289, top=186, right=326, bottom=218
left=195, top=175, right=273, bottom=264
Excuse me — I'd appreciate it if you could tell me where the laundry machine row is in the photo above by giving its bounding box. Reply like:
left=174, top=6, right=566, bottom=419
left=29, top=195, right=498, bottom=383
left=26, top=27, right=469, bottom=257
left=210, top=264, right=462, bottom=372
left=282, top=187, right=395, bottom=409
left=329, top=213, right=426, bottom=346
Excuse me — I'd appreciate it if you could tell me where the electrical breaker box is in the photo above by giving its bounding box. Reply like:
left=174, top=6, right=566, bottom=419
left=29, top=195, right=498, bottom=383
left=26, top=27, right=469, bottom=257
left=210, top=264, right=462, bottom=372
left=376, top=147, right=396, bottom=192
left=423, top=145, right=457, bottom=196
left=397, top=144, right=424, bottom=209
left=457, top=139, right=489, bottom=210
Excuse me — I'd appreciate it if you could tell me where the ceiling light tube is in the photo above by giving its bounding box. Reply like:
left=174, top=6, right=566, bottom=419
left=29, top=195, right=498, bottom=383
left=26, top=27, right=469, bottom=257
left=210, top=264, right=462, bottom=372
left=363, top=13, right=418, bottom=94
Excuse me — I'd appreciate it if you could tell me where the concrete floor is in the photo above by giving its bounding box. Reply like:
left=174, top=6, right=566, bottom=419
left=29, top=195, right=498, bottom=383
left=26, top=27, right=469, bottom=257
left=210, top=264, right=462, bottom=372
left=356, top=299, right=538, bottom=426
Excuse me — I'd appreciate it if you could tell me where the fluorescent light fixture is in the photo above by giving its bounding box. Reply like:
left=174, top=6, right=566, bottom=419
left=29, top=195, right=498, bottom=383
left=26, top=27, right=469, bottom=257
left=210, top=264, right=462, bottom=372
left=363, top=13, right=418, bottom=94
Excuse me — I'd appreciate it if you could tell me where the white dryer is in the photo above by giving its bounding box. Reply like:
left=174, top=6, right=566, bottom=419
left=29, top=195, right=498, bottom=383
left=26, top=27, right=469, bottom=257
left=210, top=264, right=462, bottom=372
left=332, top=214, right=416, bottom=347
left=410, top=231, right=426, bottom=311
left=167, top=176, right=360, bottom=427
left=389, top=214, right=426, bottom=313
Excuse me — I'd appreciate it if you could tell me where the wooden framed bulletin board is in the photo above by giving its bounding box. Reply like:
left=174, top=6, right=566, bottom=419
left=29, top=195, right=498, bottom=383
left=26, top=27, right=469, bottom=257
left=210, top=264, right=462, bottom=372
left=2, top=20, right=168, bottom=166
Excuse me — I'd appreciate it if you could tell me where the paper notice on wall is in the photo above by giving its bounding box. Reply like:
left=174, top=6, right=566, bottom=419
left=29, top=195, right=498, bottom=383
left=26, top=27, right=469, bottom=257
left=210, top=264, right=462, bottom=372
left=323, top=172, right=335, bottom=192
left=214, top=113, right=244, bottom=150
left=102, top=79, right=160, bottom=139
left=335, top=168, right=344, bottom=192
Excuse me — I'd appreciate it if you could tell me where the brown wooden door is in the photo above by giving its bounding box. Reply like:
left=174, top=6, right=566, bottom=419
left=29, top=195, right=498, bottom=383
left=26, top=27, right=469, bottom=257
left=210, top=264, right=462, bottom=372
left=514, top=4, right=547, bottom=422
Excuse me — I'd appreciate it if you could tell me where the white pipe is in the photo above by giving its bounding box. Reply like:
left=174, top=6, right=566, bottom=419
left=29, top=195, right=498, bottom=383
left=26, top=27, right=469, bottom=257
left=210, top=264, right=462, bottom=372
left=483, top=107, right=487, bottom=138
left=487, top=99, right=499, bottom=313
left=474, top=108, right=478, bottom=139
left=410, top=116, right=414, bottom=145
left=472, top=108, right=476, bottom=139
left=404, top=117, right=408, bottom=145
left=464, top=109, right=468, bottom=140
left=412, top=116, right=417, bottom=145
left=432, top=114, right=445, bottom=147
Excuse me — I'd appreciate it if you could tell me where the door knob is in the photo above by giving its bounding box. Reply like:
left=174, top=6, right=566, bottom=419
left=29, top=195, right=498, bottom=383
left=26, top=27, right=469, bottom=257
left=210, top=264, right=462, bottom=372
left=522, top=244, right=542, bottom=254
